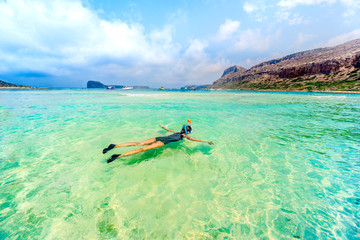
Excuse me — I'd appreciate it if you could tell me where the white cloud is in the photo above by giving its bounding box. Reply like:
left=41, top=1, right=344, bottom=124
left=216, top=19, right=241, bottom=41
left=0, top=0, right=156, bottom=66
left=323, top=29, right=360, bottom=47
left=276, top=10, right=309, bottom=25
left=341, top=0, right=360, bottom=16
left=277, top=0, right=360, bottom=13
left=278, top=0, right=336, bottom=8
left=0, top=0, right=226, bottom=87
left=294, top=32, right=315, bottom=48
left=184, top=39, right=208, bottom=59
left=173, top=38, right=229, bottom=84
left=234, top=29, right=281, bottom=52
left=288, top=13, right=306, bottom=25
left=340, top=0, right=360, bottom=7
left=243, top=2, right=258, bottom=13
left=242, top=1, right=268, bottom=22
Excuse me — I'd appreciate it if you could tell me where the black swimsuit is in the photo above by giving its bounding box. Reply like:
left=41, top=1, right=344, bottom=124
left=156, top=132, right=183, bottom=145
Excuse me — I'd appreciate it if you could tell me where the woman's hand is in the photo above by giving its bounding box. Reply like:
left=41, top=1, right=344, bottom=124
left=160, top=125, right=178, bottom=133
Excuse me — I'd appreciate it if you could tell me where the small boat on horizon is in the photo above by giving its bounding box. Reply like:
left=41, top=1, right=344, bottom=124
left=159, top=86, right=165, bottom=90
left=107, top=86, right=114, bottom=89
left=122, top=86, right=133, bottom=90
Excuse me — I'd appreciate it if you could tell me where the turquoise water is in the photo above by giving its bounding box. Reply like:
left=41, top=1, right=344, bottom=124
left=0, top=89, right=359, bottom=239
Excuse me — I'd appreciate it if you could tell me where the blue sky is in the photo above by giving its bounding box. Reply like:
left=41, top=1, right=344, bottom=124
left=1, top=0, right=360, bottom=88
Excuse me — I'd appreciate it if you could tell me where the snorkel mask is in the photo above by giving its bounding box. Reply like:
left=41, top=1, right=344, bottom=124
left=182, top=125, right=192, bottom=134
left=182, top=119, right=193, bottom=134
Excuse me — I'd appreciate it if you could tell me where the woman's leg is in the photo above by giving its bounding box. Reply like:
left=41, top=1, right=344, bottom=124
left=103, top=138, right=156, bottom=154
left=107, top=141, right=165, bottom=163
left=115, top=138, right=157, bottom=147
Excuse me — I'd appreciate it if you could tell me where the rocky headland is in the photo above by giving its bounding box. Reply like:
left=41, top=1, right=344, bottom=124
left=87, top=81, right=149, bottom=89
left=208, top=39, right=360, bottom=92
left=0, top=80, right=46, bottom=89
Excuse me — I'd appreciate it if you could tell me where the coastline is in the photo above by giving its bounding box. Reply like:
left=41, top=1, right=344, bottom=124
left=1, top=87, right=358, bottom=93
left=208, top=88, right=360, bottom=94
left=0, top=87, right=48, bottom=89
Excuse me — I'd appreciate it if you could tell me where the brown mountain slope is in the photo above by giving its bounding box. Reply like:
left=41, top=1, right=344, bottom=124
left=209, top=39, right=360, bottom=92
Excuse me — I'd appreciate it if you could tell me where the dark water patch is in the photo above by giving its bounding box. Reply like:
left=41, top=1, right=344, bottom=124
left=206, top=225, right=232, bottom=239
left=347, top=197, right=360, bottom=206
left=96, top=208, right=118, bottom=238
left=0, top=230, right=9, bottom=239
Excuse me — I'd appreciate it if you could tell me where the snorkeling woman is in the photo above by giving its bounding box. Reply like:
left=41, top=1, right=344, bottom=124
left=103, top=119, right=214, bottom=163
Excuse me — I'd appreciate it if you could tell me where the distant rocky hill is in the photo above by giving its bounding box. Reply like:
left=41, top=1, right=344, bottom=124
left=87, top=81, right=149, bottom=89
left=87, top=81, right=124, bottom=89
left=209, top=39, right=360, bottom=92
left=180, top=84, right=210, bottom=90
left=0, top=80, right=42, bottom=89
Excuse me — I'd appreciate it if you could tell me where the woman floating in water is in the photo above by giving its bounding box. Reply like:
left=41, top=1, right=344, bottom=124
left=103, top=119, right=214, bottom=163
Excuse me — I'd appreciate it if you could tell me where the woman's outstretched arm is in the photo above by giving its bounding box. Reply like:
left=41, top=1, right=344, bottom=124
left=160, top=124, right=178, bottom=133
left=183, top=135, right=214, bottom=145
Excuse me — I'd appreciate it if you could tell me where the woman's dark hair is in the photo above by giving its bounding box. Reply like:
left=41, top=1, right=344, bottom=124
left=180, top=125, right=192, bottom=134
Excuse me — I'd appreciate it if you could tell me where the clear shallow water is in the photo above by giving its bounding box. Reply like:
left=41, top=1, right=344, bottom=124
left=0, top=89, right=359, bottom=239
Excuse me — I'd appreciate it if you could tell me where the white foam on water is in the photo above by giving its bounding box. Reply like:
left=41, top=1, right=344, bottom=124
left=313, top=95, right=348, bottom=99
